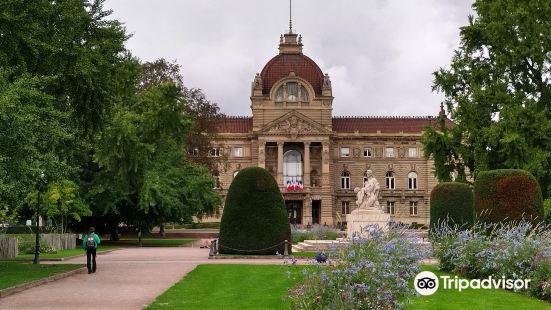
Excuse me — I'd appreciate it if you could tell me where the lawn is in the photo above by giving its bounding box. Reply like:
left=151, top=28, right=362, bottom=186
left=0, top=262, right=83, bottom=290
left=102, top=239, right=193, bottom=247
left=146, top=264, right=550, bottom=310
left=145, top=264, right=298, bottom=309
left=13, top=245, right=120, bottom=260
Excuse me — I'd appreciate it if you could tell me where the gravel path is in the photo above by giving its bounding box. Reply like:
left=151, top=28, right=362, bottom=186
left=0, top=247, right=291, bottom=310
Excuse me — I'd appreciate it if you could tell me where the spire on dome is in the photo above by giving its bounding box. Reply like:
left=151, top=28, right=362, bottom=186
left=289, top=0, right=293, bottom=34
left=279, top=0, right=302, bottom=55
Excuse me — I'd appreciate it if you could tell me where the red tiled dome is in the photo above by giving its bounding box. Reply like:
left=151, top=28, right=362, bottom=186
left=260, top=54, right=324, bottom=96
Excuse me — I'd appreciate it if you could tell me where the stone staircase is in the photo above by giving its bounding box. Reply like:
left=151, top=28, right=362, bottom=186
left=292, top=232, right=433, bottom=255
left=292, top=239, right=349, bottom=252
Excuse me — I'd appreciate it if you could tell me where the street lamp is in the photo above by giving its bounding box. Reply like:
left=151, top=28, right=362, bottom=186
left=33, top=171, right=46, bottom=265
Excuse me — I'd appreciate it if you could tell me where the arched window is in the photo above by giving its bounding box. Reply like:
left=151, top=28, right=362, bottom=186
left=275, top=82, right=309, bottom=102
left=408, top=172, right=417, bottom=190
left=284, top=150, right=303, bottom=189
left=341, top=171, right=350, bottom=189
left=213, top=171, right=220, bottom=189
left=385, top=171, right=395, bottom=189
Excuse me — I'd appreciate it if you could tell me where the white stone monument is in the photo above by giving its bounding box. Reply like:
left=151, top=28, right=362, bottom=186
left=346, top=170, right=391, bottom=237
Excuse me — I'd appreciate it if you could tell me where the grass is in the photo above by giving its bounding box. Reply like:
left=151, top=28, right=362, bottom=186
left=102, top=239, right=194, bottom=247
left=146, top=264, right=550, bottom=310
left=0, top=262, right=83, bottom=290
left=12, top=245, right=120, bottom=260
left=145, top=264, right=298, bottom=309
left=405, top=265, right=551, bottom=310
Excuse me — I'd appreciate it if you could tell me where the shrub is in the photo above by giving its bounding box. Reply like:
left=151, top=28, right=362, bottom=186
left=529, top=259, right=551, bottom=301
left=431, top=220, right=551, bottom=301
left=287, top=225, right=425, bottom=309
left=544, top=199, right=551, bottom=225
left=13, top=234, right=57, bottom=254
left=474, top=169, right=544, bottom=223
left=218, top=167, right=291, bottom=255
left=430, top=182, right=474, bottom=230
left=291, top=225, right=339, bottom=244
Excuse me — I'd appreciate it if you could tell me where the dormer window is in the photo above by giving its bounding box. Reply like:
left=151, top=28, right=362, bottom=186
left=275, top=82, right=309, bottom=102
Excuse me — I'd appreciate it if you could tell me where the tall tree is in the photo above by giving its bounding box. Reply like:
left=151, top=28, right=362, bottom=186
left=0, top=0, right=134, bottom=215
left=90, top=81, right=221, bottom=232
left=140, top=59, right=226, bottom=171
left=423, top=0, right=551, bottom=196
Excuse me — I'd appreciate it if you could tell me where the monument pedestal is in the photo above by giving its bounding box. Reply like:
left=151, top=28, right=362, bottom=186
left=346, top=208, right=391, bottom=238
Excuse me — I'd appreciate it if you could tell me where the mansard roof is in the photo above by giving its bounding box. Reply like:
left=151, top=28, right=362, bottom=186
left=215, top=116, right=252, bottom=133
left=216, top=115, right=454, bottom=134
left=332, top=116, right=454, bottom=133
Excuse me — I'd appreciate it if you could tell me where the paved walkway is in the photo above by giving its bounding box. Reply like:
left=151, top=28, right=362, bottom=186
left=0, top=247, right=291, bottom=310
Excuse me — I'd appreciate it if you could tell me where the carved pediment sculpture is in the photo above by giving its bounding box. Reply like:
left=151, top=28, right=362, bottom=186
left=263, top=111, right=328, bottom=138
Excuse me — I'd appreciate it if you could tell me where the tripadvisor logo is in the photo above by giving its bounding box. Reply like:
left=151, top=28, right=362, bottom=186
left=414, top=271, right=531, bottom=296
left=414, top=271, right=439, bottom=296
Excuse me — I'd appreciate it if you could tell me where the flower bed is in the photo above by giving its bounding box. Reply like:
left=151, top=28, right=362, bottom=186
left=287, top=225, right=425, bottom=309
left=291, top=225, right=339, bottom=244
left=431, top=220, right=551, bottom=301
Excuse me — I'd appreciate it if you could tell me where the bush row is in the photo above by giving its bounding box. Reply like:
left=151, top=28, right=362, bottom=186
left=431, top=220, right=551, bottom=301
left=430, top=169, right=545, bottom=227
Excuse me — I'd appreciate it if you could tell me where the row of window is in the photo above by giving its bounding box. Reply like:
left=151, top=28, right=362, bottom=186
left=340, top=147, right=418, bottom=158
left=340, top=171, right=418, bottom=190
left=341, top=201, right=418, bottom=216
left=190, top=147, right=226, bottom=157
left=215, top=170, right=419, bottom=190
left=208, top=146, right=418, bottom=158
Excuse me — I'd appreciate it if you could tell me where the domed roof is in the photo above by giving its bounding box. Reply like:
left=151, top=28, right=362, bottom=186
left=259, top=33, right=325, bottom=96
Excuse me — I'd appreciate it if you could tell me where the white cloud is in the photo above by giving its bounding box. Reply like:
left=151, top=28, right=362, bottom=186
left=105, top=0, right=473, bottom=117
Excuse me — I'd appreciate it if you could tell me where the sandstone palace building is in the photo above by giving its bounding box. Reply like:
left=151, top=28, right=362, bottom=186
left=210, top=29, right=450, bottom=227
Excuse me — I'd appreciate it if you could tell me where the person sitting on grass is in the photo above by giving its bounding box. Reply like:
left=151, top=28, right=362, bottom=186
left=82, top=227, right=101, bottom=274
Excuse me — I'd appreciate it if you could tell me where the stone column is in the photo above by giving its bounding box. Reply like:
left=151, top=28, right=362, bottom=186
left=277, top=141, right=284, bottom=187
left=303, top=197, right=312, bottom=227
left=321, top=141, right=330, bottom=187
left=258, top=140, right=266, bottom=169
left=303, top=141, right=310, bottom=189
left=320, top=141, right=333, bottom=226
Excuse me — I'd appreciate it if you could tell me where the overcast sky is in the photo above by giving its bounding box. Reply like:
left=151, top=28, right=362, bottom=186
left=104, top=0, right=474, bottom=117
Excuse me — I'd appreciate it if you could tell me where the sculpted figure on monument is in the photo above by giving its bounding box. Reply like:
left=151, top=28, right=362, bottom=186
left=253, top=73, right=262, bottom=88
left=354, top=170, right=381, bottom=210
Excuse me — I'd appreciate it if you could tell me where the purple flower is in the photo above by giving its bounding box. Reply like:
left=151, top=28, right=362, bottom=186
left=348, top=250, right=356, bottom=259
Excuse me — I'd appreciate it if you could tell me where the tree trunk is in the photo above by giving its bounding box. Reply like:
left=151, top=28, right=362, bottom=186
left=108, top=219, right=120, bottom=241
left=159, top=224, right=165, bottom=237
left=138, top=228, right=142, bottom=247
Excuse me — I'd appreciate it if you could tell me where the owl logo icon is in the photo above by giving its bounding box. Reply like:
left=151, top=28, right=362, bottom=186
left=414, top=271, right=439, bottom=296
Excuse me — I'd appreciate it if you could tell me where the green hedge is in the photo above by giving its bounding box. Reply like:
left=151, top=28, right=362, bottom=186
left=218, top=167, right=291, bottom=255
left=474, top=169, right=544, bottom=224
left=544, top=199, right=551, bottom=225
left=430, top=182, right=474, bottom=230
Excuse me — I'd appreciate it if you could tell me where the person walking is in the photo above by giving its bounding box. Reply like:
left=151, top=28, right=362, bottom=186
left=82, top=227, right=101, bottom=274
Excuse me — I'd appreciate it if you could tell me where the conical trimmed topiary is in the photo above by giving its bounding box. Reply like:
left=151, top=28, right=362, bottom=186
left=430, top=182, right=474, bottom=230
left=218, top=167, right=291, bottom=255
